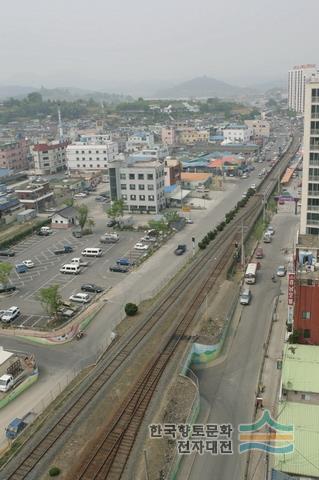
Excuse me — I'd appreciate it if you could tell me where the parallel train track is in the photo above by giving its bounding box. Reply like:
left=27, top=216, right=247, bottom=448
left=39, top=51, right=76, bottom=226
left=3, top=135, right=300, bottom=480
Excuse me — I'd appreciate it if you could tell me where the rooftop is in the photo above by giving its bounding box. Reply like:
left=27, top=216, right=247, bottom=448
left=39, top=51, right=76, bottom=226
left=274, top=401, right=319, bottom=478
left=282, top=344, right=319, bottom=393
left=181, top=172, right=212, bottom=182
left=0, top=348, right=13, bottom=366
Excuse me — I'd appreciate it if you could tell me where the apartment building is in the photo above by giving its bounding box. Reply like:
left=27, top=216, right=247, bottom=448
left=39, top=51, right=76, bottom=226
left=15, top=182, right=54, bottom=210
left=222, top=125, right=251, bottom=144
left=177, top=127, right=209, bottom=145
left=300, top=79, right=319, bottom=235
left=244, top=119, right=270, bottom=139
left=164, top=158, right=181, bottom=187
left=126, top=131, right=154, bottom=152
left=66, top=141, right=118, bottom=173
left=161, top=127, right=176, bottom=145
left=0, top=138, right=30, bottom=171
left=31, top=141, right=68, bottom=175
left=288, top=64, right=317, bottom=114
left=129, top=145, right=168, bottom=162
left=109, top=159, right=165, bottom=213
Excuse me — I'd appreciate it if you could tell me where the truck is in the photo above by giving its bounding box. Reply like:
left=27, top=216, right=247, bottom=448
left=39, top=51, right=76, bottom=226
left=5, top=412, right=36, bottom=440
left=71, top=257, right=89, bottom=267
left=174, top=244, right=187, bottom=256
left=54, top=245, right=74, bottom=255
left=0, top=374, right=14, bottom=392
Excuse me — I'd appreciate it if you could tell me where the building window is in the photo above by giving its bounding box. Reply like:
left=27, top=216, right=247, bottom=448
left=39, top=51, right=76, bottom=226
left=77, top=164, right=80, bottom=168
left=139, top=195, right=145, bottom=200
left=130, top=194, right=136, bottom=200
left=303, top=329, right=311, bottom=338
left=138, top=173, right=144, bottom=180
left=97, top=164, right=100, bottom=168
left=82, top=164, right=86, bottom=168
left=129, top=184, right=136, bottom=190
left=90, top=164, right=93, bottom=168
left=148, top=195, right=154, bottom=201
left=138, top=184, right=145, bottom=190
left=147, top=174, right=154, bottom=180
left=120, top=173, right=126, bottom=180
left=121, top=184, right=127, bottom=190
left=122, top=194, right=127, bottom=200
left=129, top=173, right=135, bottom=180
left=147, top=184, right=154, bottom=191
left=302, top=311, right=311, bottom=320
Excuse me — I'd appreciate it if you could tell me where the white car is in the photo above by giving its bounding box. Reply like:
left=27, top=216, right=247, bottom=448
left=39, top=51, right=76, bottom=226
left=140, top=236, right=157, bottom=243
left=1, top=306, right=20, bottom=323
left=250, top=184, right=256, bottom=190
left=74, top=192, right=87, bottom=198
left=69, top=293, right=91, bottom=304
left=242, top=191, right=248, bottom=198
left=185, top=218, right=194, bottom=224
left=276, top=266, right=287, bottom=277
left=242, top=173, right=248, bottom=179
left=134, top=242, right=149, bottom=250
left=22, top=260, right=34, bottom=268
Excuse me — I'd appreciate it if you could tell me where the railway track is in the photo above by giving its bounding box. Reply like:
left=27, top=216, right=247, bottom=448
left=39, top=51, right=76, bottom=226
left=2, top=134, right=300, bottom=480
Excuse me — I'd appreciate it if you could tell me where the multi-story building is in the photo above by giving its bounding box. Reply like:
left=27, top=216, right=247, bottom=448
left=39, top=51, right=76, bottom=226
left=109, top=159, right=165, bottom=213
left=161, top=127, right=177, bottom=146
left=177, top=128, right=209, bottom=145
left=244, top=119, right=270, bottom=139
left=31, top=141, right=68, bottom=175
left=126, top=131, right=154, bottom=152
left=15, top=182, right=54, bottom=210
left=0, top=138, right=30, bottom=171
left=129, top=145, right=168, bottom=162
left=164, top=158, right=181, bottom=187
left=222, top=125, right=251, bottom=144
left=300, top=79, right=319, bottom=235
left=66, top=141, right=118, bottom=173
left=288, top=64, right=317, bottom=114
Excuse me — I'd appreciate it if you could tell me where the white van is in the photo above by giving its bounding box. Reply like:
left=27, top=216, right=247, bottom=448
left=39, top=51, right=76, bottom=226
left=40, top=226, right=52, bottom=234
left=81, top=247, right=103, bottom=257
left=0, top=374, right=14, bottom=392
left=60, top=264, right=81, bottom=274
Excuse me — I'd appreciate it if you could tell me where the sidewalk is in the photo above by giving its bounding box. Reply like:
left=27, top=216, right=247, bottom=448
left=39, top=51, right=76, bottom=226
left=246, top=279, right=288, bottom=480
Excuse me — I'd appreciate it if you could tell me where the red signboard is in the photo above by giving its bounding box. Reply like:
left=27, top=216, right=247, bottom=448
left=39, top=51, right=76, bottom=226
left=288, top=273, right=295, bottom=306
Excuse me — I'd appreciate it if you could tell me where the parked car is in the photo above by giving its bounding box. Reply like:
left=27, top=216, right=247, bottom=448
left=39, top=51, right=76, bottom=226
left=116, top=258, right=135, bottom=266
left=0, top=374, right=14, bottom=392
left=2, top=306, right=20, bottom=323
left=69, top=293, right=91, bottom=304
left=134, top=242, right=149, bottom=250
left=74, top=192, right=87, bottom=198
left=267, top=225, right=275, bottom=236
left=242, top=173, right=248, bottom=179
left=72, top=231, right=82, bottom=238
left=81, top=284, right=103, bottom=293
left=140, top=236, right=157, bottom=243
left=107, top=219, right=117, bottom=227
left=250, top=184, right=256, bottom=190
left=255, top=248, right=264, bottom=259
left=0, top=284, right=16, bottom=293
left=276, top=265, right=287, bottom=277
left=109, top=265, right=129, bottom=273
left=15, top=264, right=28, bottom=273
left=36, top=230, right=50, bottom=236
left=40, top=226, right=52, bottom=234
left=263, top=233, right=272, bottom=243
left=95, top=196, right=107, bottom=202
left=22, top=260, right=34, bottom=268
left=242, top=191, right=248, bottom=198
left=0, top=250, right=15, bottom=257
left=185, top=218, right=194, bottom=224
left=174, top=244, right=187, bottom=256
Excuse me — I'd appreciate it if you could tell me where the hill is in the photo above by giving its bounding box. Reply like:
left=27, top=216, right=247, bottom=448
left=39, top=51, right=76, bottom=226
left=154, top=75, right=249, bottom=99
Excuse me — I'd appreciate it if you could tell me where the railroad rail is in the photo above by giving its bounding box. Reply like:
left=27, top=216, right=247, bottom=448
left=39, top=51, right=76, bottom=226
left=2, top=134, right=300, bottom=480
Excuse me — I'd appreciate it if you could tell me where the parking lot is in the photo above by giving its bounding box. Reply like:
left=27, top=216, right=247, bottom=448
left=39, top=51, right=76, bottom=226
left=0, top=216, right=147, bottom=322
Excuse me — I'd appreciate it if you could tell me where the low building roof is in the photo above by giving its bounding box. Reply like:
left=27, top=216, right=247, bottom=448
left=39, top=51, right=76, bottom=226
left=274, top=401, right=319, bottom=478
left=53, top=207, right=77, bottom=219
left=297, top=233, right=319, bottom=250
left=281, top=167, right=294, bottom=184
left=282, top=344, right=319, bottom=393
left=181, top=172, right=211, bottom=182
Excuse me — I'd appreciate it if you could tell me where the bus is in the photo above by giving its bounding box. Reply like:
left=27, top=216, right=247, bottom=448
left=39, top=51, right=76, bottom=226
left=245, top=263, right=258, bottom=285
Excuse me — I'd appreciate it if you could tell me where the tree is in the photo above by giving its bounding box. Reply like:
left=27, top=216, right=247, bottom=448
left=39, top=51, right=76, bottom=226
left=106, top=199, right=125, bottom=220
left=148, top=219, right=169, bottom=234
left=0, top=262, right=13, bottom=285
left=164, top=210, right=180, bottom=225
left=37, top=285, right=63, bottom=318
left=77, top=204, right=89, bottom=232
left=64, top=197, right=74, bottom=207
left=86, top=218, right=95, bottom=233
left=125, top=303, right=138, bottom=316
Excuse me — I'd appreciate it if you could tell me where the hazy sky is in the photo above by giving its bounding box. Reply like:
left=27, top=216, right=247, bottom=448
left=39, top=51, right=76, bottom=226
left=1, top=0, right=318, bottom=92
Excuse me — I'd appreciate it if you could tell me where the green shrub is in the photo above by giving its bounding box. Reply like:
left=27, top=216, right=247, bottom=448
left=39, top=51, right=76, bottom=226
left=49, top=466, right=61, bottom=477
left=198, top=242, right=206, bottom=249
left=125, top=303, right=138, bottom=316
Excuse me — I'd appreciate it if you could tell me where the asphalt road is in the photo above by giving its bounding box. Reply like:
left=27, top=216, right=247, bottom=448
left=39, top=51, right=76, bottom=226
left=0, top=121, right=293, bottom=447
left=187, top=212, right=298, bottom=480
